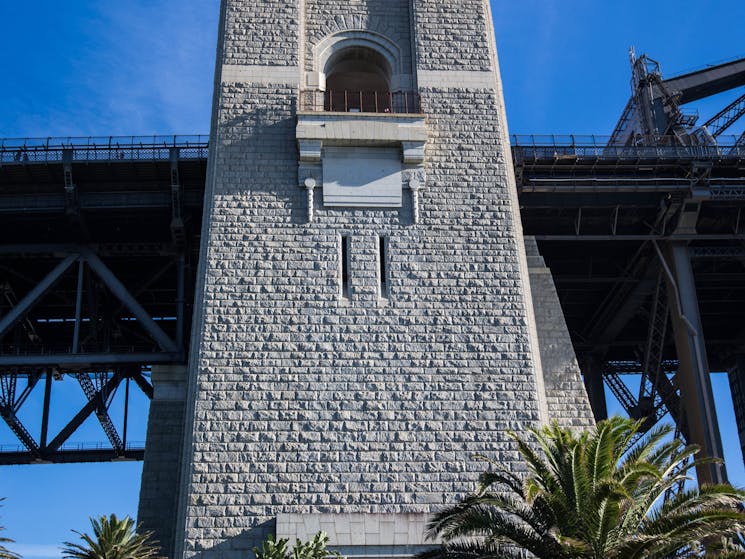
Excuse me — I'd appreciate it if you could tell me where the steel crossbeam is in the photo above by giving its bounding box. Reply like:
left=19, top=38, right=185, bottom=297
left=702, top=91, right=745, bottom=137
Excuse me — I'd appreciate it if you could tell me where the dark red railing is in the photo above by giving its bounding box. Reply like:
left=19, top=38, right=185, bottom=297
left=324, top=90, right=421, bottom=114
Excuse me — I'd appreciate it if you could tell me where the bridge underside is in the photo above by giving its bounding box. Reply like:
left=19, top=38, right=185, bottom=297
left=1, top=135, right=745, bottom=471
left=0, top=138, right=205, bottom=464
left=516, top=136, right=745, bottom=370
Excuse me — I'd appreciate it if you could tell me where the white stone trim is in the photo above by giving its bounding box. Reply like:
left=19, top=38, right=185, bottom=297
left=221, top=64, right=300, bottom=85
left=298, top=139, right=323, bottom=162
left=402, top=142, right=425, bottom=165
left=276, top=513, right=437, bottom=546
left=151, top=365, right=187, bottom=401
left=296, top=113, right=426, bottom=144
left=417, top=70, right=495, bottom=90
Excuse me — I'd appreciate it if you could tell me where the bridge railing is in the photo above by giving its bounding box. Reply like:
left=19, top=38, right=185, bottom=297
left=0, top=441, right=145, bottom=453
left=511, top=134, right=745, bottom=160
left=0, top=135, right=209, bottom=164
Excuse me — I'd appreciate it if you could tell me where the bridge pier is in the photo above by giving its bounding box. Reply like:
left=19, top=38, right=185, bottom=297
left=525, top=236, right=595, bottom=429
left=137, top=364, right=187, bottom=558
left=660, top=241, right=726, bottom=484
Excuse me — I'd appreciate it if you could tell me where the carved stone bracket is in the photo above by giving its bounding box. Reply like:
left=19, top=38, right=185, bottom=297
left=304, top=178, right=317, bottom=223
left=402, top=167, right=426, bottom=224
left=298, top=140, right=322, bottom=224
left=402, top=141, right=425, bottom=165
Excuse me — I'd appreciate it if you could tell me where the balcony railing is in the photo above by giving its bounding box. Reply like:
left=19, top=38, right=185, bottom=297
left=321, top=90, right=421, bottom=114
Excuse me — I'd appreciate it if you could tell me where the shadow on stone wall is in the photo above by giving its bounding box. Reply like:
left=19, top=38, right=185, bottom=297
left=185, top=519, right=276, bottom=559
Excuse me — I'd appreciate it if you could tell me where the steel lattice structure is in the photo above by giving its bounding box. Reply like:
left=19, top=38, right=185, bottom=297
left=0, top=137, right=206, bottom=463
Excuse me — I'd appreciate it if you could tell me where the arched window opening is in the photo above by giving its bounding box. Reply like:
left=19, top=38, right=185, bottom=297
left=323, top=46, right=417, bottom=113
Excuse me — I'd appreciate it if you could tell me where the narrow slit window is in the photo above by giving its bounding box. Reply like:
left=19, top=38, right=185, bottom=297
left=340, top=235, right=350, bottom=299
left=378, top=235, right=388, bottom=299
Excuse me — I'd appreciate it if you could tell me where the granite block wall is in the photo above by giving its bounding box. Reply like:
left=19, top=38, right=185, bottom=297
left=139, top=400, right=186, bottom=557
left=164, top=1, right=592, bottom=557
left=411, top=0, right=491, bottom=72
left=304, top=0, right=414, bottom=75
left=138, top=366, right=188, bottom=558
left=223, top=1, right=299, bottom=66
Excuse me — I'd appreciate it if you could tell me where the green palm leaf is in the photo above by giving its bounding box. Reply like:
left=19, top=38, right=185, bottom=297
left=62, top=514, right=161, bottom=559
left=422, top=416, right=745, bottom=559
left=0, top=499, right=19, bottom=559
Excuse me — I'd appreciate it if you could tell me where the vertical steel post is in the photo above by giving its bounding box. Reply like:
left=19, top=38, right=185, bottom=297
left=123, top=375, right=130, bottom=450
left=176, top=254, right=185, bottom=349
left=730, top=355, right=745, bottom=464
left=661, top=241, right=726, bottom=484
left=72, top=260, right=84, bottom=353
left=40, top=369, right=53, bottom=449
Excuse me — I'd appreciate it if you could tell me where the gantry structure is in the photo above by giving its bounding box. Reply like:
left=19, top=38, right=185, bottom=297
left=1, top=54, right=745, bottom=476
left=515, top=53, right=745, bottom=477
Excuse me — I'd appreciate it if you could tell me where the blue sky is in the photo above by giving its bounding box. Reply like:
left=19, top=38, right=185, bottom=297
left=1, top=0, right=745, bottom=556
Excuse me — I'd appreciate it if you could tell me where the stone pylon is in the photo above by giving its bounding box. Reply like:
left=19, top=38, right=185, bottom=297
left=138, top=0, right=594, bottom=557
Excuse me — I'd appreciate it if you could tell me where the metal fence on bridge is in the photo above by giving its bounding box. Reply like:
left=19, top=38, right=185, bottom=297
left=0, top=135, right=209, bottom=164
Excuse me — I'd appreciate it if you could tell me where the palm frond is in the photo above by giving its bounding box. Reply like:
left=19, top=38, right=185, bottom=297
left=62, top=514, right=161, bottom=559
left=425, top=416, right=745, bottom=559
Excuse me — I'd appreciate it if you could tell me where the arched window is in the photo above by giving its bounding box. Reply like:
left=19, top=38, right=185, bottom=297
left=324, top=46, right=392, bottom=112
left=307, top=31, right=419, bottom=113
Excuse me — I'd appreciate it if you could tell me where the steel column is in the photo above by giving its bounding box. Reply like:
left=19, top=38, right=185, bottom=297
left=72, top=260, right=84, bottom=353
left=729, top=356, right=745, bottom=466
left=176, top=254, right=185, bottom=349
left=40, top=370, right=53, bottom=448
left=658, top=241, right=726, bottom=484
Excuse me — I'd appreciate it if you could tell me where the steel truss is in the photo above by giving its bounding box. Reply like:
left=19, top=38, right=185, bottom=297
left=0, top=246, right=184, bottom=361
left=0, top=244, right=187, bottom=464
left=0, top=366, right=152, bottom=464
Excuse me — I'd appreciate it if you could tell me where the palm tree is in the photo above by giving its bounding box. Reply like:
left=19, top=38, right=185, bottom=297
left=423, top=416, right=745, bottom=559
left=62, top=514, right=161, bottom=559
left=0, top=529, right=19, bottom=559
left=0, top=530, right=18, bottom=559
left=0, top=499, right=19, bottom=559
left=254, top=531, right=343, bottom=559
